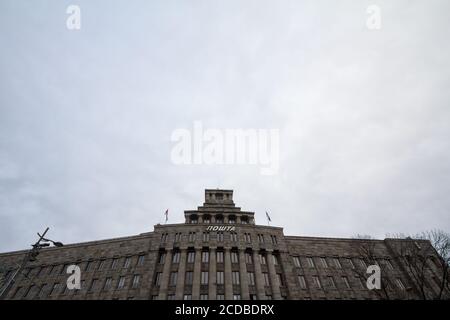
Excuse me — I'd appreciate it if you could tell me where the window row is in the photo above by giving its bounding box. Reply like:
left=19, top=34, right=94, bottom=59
left=158, top=250, right=280, bottom=266
left=292, top=256, right=394, bottom=270
left=15, top=255, right=146, bottom=280
left=296, top=274, right=406, bottom=291
left=12, top=274, right=142, bottom=299
left=154, top=270, right=284, bottom=288
left=188, top=214, right=251, bottom=224
left=161, top=232, right=277, bottom=244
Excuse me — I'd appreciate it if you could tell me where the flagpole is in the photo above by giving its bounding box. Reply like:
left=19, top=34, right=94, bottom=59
left=265, top=211, right=271, bottom=226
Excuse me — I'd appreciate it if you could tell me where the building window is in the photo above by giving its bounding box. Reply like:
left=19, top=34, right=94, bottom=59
left=124, top=257, right=131, bottom=268
left=185, top=271, right=193, bottom=285
left=233, top=294, right=241, bottom=300
left=203, top=216, right=210, bottom=224
left=137, top=255, right=145, bottom=266
left=117, top=277, right=126, bottom=289
left=298, top=275, right=307, bottom=289
left=277, top=273, right=284, bottom=286
left=250, top=294, right=257, bottom=300
left=161, top=233, right=168, bottom=243
left=312, top=276, right=322, bottom=289
left=103, top=277, right=112, bottom=291
left=88, top=279, right=98, bottom=292
left=151, top=295, right=158, bottom=300
left=174, top=233, right=182, bottom=242
left=217, top=232, right=224, bottom=242
left=216, top=294, right=224, bottom=300
left=184, top=294, right=192, bottom=300
left=359, top=258, right=367, bottom=269
left=79, top=280, right=86, bottom=292
left=306, top=257, right=315, bottom=268
left=271, top=235, right=277, bottom=244
left=159, top=252, right=166, bottom=264
left=167, top=294, right=175, bottom=300
left=244, top=233, right=251, bottom=242
left=111, top=258, right=119, bottom=269
left=272, top=255, right=279, bottom=265
left=396, top=278, right=406, bottom=290
left=385, top=259, right=394, bottom=270
left=36, top=267, right=43, bottom=276
left=217, top=271, right=224, bottom=284
left=24, top=285, right=35, bottom=298
left=203, top=232, right=210, bottom=242
left=170, top=272, right=178, bottom=286
left=248, top=272, right=255, bottom=285
left=216, top=216, right=224, bottom=224
left=187, top=251, right=195, bottom=263
left=293, top=256, right=301, bottom=267
left=347, top=258, right=355, bottom=269
left=328, top=276, right=336, bottom=289
left=98, top=260, right=106, bottom=270
left=230, top=232, right=238, bottom=242
left=200, top=294, right=208, bottom=300
left=320, top=257, right=328, bottom=268
left=245, top=252, right=253, bottom=264
left=172, top=251, right=181, bottom=263
left=154, top=273, right=162, bottom=286
left=216, top=251, right=224, bottom=263
left=52, top=265, right=61, bottom=276
left=229, top=216, right=236, bottom=224
left=258, top=234, right=264, bottom=243
left=50, top=283, right=60, bottom=296
left=201, top=271, right=209, bottom=285
left=132, top=275, right=140, bottom=288
left=342, top=276, right=351, bottom=289
left=232, top=271, right=240, bottom=285
left=231, top=251, right=239, bottom=263
left=333, top=258, right=342, bottom=268
left=188, top=232, right=196, bottom=242
left=202, top=251, right=209, bottom=263
left=259, top=254, right=267, bottom=265
left=38, top=284, right=47, bottom=297
left=60, top=264, right=68, bottom=274
left=266, top=294, right=272, bottom=300
left=356, top=277, right=365, bottom=289
left=85, top=261, right=93, bottom=271
left=263, top=273, right=270, bottom=286
left=48, top=265, right=55, bottom=275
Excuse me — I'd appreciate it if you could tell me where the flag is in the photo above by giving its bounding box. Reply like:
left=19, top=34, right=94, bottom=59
left=164, top=209, right=169, bottom=222
left=265, top=211, right=272, bottom=222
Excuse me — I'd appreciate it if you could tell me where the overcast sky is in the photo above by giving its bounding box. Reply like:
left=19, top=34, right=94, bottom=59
left=1, top=1, right=449, bottom=252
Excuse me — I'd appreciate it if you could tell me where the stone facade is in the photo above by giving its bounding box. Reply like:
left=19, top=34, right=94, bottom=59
left=0, top=189, right=447, bottom=300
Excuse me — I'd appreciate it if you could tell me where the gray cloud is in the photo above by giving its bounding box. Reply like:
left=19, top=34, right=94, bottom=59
left=1, top=0, right=449, bottom=252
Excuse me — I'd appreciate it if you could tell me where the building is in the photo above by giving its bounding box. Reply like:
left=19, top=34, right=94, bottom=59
left=0, top=189, right=448, bottom=300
